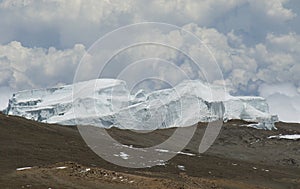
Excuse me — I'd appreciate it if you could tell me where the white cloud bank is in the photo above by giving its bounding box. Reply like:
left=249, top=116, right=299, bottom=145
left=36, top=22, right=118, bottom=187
left=0, top=0, right=299, bottom=122
left=259, top=83, right=300, bottom=123
left=0, top=0, right=296, bottom=48
left=0, top=41, right=85, bottom=90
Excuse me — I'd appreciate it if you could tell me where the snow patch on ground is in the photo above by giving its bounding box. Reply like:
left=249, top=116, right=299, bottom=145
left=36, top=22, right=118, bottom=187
left=114, top=152, right=130, bottom=160
left=155, top=149, right=170, bottom=153
left=177, top=165, right=185, bottom=171
left=56, top=166, right=67, bottom=170
left=268, top=134, right=300, bottom=140
left=16, top=167, right=32, bottom=171
left=155, top=149, right=196, bottom=156
left=176, top=151, right=196, bottom=156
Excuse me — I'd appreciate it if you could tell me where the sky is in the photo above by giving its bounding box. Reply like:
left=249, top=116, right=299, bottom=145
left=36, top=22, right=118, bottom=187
left=0, top=0, right=299, bottom=122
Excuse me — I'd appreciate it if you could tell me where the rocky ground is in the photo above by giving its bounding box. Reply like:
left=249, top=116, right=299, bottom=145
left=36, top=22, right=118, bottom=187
left=0, top=113, right=299, bottom=189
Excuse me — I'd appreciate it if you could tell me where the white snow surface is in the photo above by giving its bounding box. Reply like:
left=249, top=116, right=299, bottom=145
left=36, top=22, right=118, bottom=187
left=56, top=166, right=67, bottom=170
left=268, top=134, right=300, bottom=140
left=5, top=79, right=278, bottom=130
left=16, top=167, right=32, bottom=171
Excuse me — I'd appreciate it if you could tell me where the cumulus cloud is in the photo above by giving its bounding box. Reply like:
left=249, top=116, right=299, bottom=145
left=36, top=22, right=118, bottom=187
left=0, top=23, right=224, bottom=93
left=0, top=0, right=296, bottom=48
left=1, top=24, right=299, bottom=96
left=259, top=83, right=300, bottom=122
left=0, top=41, right=86, bottom=90
left=0, top=86, right=13, bottom=110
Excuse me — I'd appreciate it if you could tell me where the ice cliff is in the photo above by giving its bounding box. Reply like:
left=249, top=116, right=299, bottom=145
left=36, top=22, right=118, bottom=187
left=4, top=79, right=278, bottom=130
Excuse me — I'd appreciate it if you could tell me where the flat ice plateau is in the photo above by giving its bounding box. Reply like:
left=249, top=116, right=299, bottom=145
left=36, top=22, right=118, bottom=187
left=5, top=79, right=278, bottom=130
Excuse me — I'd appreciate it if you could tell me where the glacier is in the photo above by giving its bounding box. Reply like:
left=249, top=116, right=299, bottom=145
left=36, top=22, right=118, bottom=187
left=4, top=79, right=278, bottom=130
